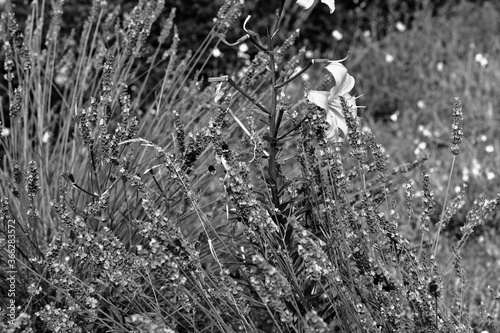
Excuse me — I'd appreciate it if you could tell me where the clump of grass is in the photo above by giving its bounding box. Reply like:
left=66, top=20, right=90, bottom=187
left=0, top=0, right=499, bottom=332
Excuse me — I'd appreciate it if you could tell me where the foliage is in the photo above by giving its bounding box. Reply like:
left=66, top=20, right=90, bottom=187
left=0, top=0, right=499, bottom=332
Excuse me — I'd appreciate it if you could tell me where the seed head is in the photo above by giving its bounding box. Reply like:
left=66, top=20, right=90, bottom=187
left=25, top=161, right=40, bottom=198
left=451, top=97, right=463, bottom=155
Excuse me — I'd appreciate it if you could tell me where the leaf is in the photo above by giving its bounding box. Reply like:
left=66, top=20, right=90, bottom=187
left=262, top=135, right=278, bottom=143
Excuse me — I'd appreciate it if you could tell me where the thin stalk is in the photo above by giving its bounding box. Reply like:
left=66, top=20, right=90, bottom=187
left=226, top=77, right=270, bottom=115
left=433, top=154, right=456, bottom=257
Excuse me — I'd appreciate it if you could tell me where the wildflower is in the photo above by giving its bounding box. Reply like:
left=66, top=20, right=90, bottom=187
left=366, top=132, right=388, bottom=175
left=25, top=161, right=40, bottom=198
left=395, top=21, right=406, bottom=32
left=9, top=85, right=22, bottom=119
left=413, top=141, right=427, bottom=156
left=418, top=124, right=432, bottom=137
left=296, top=0, right=335, bottom=13
left=404, top=177, right=414, bottom=217
left=101, top=53, right=115, bottom=99
left=3, top=41, right=14, bottom=81
left=1, top=127, right=10, bottom=137
left=12, top=161, right=22, bottom=184
left=389, top=110, right=399, bottom=121
left=436, top=61, right=444, bottom=72
left=420, top=168, right=435, bottom=233
left=238, top=42, right=249, bottom=53
left=212, top=47, right=222, bottom=58
left=215, top=0, right=244, bottom=38
left=304, top=309, right=328, bottom=333
left=173, top=110, right=185, bottom=154
left=417, top=100, right=426, bottom=109
left=159, top=8, right=176, bottom=44
left=307, top=61, right=357, bottom=142
left=385, top=53, right=394, bottom=63
left=450, top=98, right=463, bottom=155
left=475, top=53, right=488, bottom=67
left=331, top=29, right=343, bottom=40
left=42, top=131, right=52, bottom=143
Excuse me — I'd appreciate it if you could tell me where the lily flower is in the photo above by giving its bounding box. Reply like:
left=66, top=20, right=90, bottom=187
left=307, top=62, right=357, bottom=142
left=296, top=0, right=335, bottom=14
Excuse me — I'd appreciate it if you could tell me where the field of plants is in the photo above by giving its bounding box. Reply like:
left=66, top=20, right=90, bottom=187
left=0, top=0, right=499, bottom=332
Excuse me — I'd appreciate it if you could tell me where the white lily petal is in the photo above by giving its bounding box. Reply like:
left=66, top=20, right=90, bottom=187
left=296, top=0, right=315, bottom=9
left=328, top=98, right=348, bottom=137
left=307, top=90, right=330, bottom=110
left=325, top=62, right=355, bottom=97
left=321, top=0, right=335, bottom=13
left=324, top=110, right=340, bottom=141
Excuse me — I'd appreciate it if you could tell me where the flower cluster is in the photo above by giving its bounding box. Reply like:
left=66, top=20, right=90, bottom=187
left=292, top=221, right=337, bottom=281
left=450, top=97, right=464, bottom=155
left=250, top=254, right=293, bottom=323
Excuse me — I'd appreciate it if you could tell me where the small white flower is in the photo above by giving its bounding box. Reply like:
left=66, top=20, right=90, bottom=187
left=363, top=30, right=371, bottom=39
left=212, top=47, right=222, bottom=58
left=485, top=145, right=494, bottom=153
left=417, top=100, right=426, bottom=109
left=42, top=131, right=52, bottom=143
left=475, top=53, right=488, bottom=67
left=472, top=158, right=481, bottom=177
left=418, top=125, right=432, bottom=137
left=55, top=73, right=68, bottom=85
left=462, top=167, right=470, bottom=182
left=486, top=170, right=495, bottom=180
left=389, top=111, right=399, bottom=122
left=1, top=127, right=10, bottom=137
left=436, top=61, right=444, bottom=72
left=413, top=141, right=427, bottom=155
left=331, top=29, right=343, bottom=41
left=238, top=43, right=249, bottom=53
left=395, top=21, right=406, bottom=32
left=385, top=53, right=394, bottom=63
left=237, top=43, right=249, bottom=59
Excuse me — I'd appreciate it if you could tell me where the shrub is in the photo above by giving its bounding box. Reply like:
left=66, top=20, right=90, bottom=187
left=0, top=0, right=498, bottom=332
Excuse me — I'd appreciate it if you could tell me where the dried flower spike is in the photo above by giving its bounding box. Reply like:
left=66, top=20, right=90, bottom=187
left=450, top=97, right=463, bottom=155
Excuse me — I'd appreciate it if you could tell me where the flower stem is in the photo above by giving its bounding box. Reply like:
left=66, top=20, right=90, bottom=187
left=209, top=76, right=271, bottom=115
left=433, top=154, right=456, bottom=257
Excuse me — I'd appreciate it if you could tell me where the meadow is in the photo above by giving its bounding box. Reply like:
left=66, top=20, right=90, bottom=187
left=0, top=0, right=499, bottom=332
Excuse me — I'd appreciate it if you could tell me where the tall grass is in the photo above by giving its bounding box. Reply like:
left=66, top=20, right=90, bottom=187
left=0, top=0, right=499, bottom=332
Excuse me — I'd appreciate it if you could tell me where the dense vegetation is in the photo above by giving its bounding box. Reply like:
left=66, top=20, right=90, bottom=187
left=0, top=0, right=499, bottom=332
